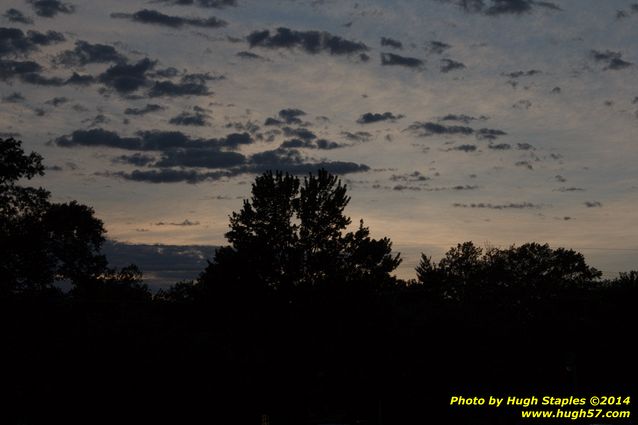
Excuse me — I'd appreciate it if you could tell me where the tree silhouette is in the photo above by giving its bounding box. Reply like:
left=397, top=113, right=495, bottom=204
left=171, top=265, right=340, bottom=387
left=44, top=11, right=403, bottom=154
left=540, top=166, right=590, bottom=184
left=0, top=137, right=148, bottom=298
left=416, top=241, right=602, bottom=302
left=199, top=169, right=401, bottom=294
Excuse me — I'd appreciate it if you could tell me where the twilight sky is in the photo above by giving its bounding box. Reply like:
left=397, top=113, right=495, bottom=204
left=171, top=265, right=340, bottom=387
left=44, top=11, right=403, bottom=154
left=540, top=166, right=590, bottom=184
left=2, top=0, right=637, bottom=284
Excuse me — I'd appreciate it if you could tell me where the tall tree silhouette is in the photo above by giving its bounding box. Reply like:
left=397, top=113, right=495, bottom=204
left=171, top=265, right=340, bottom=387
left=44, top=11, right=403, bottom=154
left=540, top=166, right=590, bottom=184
left=199, top=169, right=401, bottom=294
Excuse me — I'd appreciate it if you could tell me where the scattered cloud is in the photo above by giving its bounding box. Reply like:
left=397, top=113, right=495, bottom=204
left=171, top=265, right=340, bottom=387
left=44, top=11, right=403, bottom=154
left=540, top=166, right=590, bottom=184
left=453, top=202, right=541, bottom=209
left=28, top=0, right=75, bottom=18
left=357, top=112, right=404, bottom=124
left=124, top=103, right=165, bottom=115
left=590, top=50, right=633, bottom=70
left=169, top=110, right=210, bottom=126
left=3, top=9, right=33, bottom=24
left=56, top=41, right=126, bottom=66
left=440, top=58, right=465, bottom=73
left=380, top=52, right=424, bottom=68
left=380, top=37, right=402, bottom=49
left=111, top=9, right=227, bottom=29
left=247, top=27, right=368, bottom=55
left=584, top=201, right=602, bottom=208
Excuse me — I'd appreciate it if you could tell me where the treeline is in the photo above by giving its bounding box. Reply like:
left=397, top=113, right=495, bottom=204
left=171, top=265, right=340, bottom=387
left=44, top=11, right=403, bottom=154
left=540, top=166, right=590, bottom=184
left=2, top=138, right=636, bottom=425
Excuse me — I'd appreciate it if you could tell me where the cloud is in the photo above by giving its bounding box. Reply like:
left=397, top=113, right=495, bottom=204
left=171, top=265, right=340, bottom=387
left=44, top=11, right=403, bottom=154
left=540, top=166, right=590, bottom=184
left=99, top=58, right=156, bottom=94
left=153, top=0, right=237, bottom=8
left=357, top=112, right=404, bottom=124
left=407, top=121, right=506, bottom=140
left=65, top=72, right=95, bottom=85
left=282, top=126, right=316, bottom=141
left=590, top=50, right=633, bottom=70
left=341, top=131, right=372, bottom=142
left=380, top=37, right=402, bottom=49
left=124, top=103, right=165, bottom=115
left=503, top=69, right=542, bottom=78
left=169, top=111, right=210, bottom=126
left=280, top=138, right=344, bottom=149
left=236, top=51, right=264, bottom=60
left=453, top=144, right=476, bottom=152
left=247, top=27, right=368, bottom=55
left=3, top=9, right=33, bottom=24
left=113, top=153, right=156, bottom=166
left=28, top=0, right=75, bottom=18
left=0, top=59, right=41, bottom=80
left=407, top=121, right=474, bottom=136
left=516, top=142, right=534, bottom=150
left=2, top=91, right=25, bottom=102
left=278, top=108, right=306, bottom=124
left=513, top=99, right=532, bottom=109
left=427, top=40, right=451, bottom=54
left=440, top=114, right=488, bottom=124
left=440, top=58, right=465, bottom=73
left=54, top=128, right=254, bottom=152
left=438, top=0, right=561, bottom=16
left=453, top=202, right=541, bottom=209
left=148, top=80, right=211, bottom=96
left=380, top=52, right=424, bottom=68
left=155, top=148, right=246, bottom=168
left=0, top=27, right=65, bottom=57
left=56, top=40, right=126, bottom=66
left=584, top=201, right=602, bottom=208
left=488, top=143, right=511, bottom=150
left=45, top=96, right=68, bottom=106
left=111, top=9, right=227, bottom=29
left=155, top=219, right=200, bottom=226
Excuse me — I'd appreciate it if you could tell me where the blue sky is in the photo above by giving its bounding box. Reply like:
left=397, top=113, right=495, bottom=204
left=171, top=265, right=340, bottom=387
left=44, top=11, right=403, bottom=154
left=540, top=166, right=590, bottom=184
left=2, top=0, right=637, bottom=284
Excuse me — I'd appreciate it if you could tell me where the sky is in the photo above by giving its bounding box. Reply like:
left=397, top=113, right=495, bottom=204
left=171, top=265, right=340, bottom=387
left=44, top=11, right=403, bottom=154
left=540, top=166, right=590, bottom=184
left=2, top=0, right=637, bottom=286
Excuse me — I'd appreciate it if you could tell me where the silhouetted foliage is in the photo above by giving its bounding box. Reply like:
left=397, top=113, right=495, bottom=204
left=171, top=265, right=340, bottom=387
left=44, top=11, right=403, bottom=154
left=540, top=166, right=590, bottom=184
left=0, top=137, right=147, bottom=299
left=199, top=169, right=401, bottom=295
left=416, top=241, right=603, bottom=302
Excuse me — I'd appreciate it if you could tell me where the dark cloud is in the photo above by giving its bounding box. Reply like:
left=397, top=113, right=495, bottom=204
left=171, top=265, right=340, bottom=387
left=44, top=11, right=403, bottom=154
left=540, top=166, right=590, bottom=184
left=45, top=96, right=68, bottom=106
left=440, top=58, right=465, bottom=73
left=56, top=40, right=126, bottom=66
left=555, top=187, right=584, bottom=192
left=380, top=52, right=423, bottom=68
left=278, top=108, right=306, bottom=124
left=407, top=121, right=474, bottom=136
left=503, top=69, right=542, bottom=78
left=65, top=72, right=95, bottom=85
left=515, top=160, right=533, bottom=169
left=427, top=40, right=451, bottom=54
left=551, top=86, right=561, bottom=94
left=236, top=51, right=264, bottom=60
left=282, top=127, right=316, bottom=141
left=111, top=9, right=227, bottom=29
left=555, top=175, right=566, bottom=183
left=181, top=72, right=224, bottom=84
left=20, top=72, right=65, bottom=86
left=0, top=27, right=65, bottom=57
left=488, top=143, right=511, bottom=150
left=155, top=219, right=200, bottom=226
left=113, top=153, right=156, bottom=166
left=55, top=128, right=253, bottom=152
left=453, top=202, right=541, bottom=209
left=357, top=112, right=404, bottom=124
left=28, top=0, right=75, bottom=17
left=380, top=37, right=402, bottom=49
left=124, top=103, right=165, bottom=115
left=154, top=0, right=237, bottom=7
left=584, top=201, right=602, bottom=208
left=408, top=121, right=506, bottom=140
left=453, top=144, right=477, bottom=152
left=590, top=50, right=633, bottom=70
left=341, top=131, right=372, bottom=142
left=516, top=142, right=534, bottom=150
left=148, top=80, right=211, bottom=96
left=247, top=27, right=368, bottom=55
left=264, top=117, right=283, bottom=126
left=440, top=114, right=488, bottom=124
left=0, top=59, right=41, bottom=79
left=438, top=0, right=560, bottom=15
left=2, top=92, right=25, bottom=102
left=107, top=168, right=232, bottom=184
left=4, top=9, right=33, bottom=24
left=476, top=128, right=507, bottom=140
left=169, top=111, right=210, bottom=126
left=155, top=148, right=246, bottom=168
left=99, top=58, right=156, bottom=94
left=280, top=138, right=343, bottom=150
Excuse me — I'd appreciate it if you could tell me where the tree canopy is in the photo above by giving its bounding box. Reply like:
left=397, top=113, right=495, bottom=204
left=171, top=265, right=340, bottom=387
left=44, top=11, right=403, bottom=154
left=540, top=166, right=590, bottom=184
left=199, top=169, right=402, bottom=294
